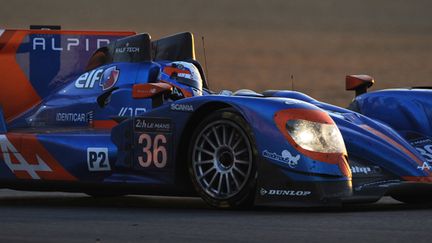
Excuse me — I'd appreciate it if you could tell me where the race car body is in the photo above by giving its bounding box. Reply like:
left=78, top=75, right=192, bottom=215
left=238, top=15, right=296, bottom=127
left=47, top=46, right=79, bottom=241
left=0, top=28, right=430, bottom=208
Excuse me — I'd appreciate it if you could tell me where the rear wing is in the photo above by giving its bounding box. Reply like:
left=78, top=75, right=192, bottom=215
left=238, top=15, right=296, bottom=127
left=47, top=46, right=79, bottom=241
left=0, top=28, right=134, bottom=121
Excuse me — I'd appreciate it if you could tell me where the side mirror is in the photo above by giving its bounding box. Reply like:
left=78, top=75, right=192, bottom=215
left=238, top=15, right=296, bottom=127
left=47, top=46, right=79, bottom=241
left=346, top=75, right=374, bottom=97
left=132, top=83, right=173, bottom=99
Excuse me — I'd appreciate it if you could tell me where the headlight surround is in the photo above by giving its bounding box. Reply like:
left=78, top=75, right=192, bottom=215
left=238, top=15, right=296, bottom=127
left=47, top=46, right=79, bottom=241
left=274, top=108, right=350, bottom=177
left=286, top=119, right=345, bottom=153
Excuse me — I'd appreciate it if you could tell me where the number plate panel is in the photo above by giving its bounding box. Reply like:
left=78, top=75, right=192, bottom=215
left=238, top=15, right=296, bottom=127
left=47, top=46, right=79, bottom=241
left=133, top=117, right=173, bottom=171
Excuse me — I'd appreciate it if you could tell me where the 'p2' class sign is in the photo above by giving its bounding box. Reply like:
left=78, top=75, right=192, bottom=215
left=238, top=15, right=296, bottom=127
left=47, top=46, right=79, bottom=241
left=87, top=147, right=111, bottom=171
left=133, top=118, right=172, bottom=170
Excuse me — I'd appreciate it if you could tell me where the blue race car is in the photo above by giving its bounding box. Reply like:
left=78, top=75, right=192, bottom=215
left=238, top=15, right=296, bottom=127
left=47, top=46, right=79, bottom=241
left=0, top=27, right=430, bottom=208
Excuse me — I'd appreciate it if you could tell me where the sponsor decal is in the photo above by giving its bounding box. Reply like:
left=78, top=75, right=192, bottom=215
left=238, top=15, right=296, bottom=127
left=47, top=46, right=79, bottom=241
left=134, top=118, right=172, bottom=133
left=350, top=166, right=372, bottom=174
left=56, top=111, right=93, bottom=123
left=100, top=66, right=120, bottom=90
left=0, top=135, right=75, bottom=180
left=115, top=42, right=140, bottom=53
left=32, top=37, right=110, bottom=52
left=75, top=66, right=119, bottom=90
left=415, top=145, right=432, bottom=162
left=0, top=135, right=51, bottom=179
left=410, top=137, right=432, bottom=147
left=262, top=149, right=300, bottom=168
left=417, top=162, right=431, bottom=171
left=260, top=188, right=311, bottom=197
left=170, top=103, right=194, bottom=112
left=118, top=107, right=147, bottom=117
left=172, top=87, right=184, bottom=98
left=87, top=148, right=111, bottom=171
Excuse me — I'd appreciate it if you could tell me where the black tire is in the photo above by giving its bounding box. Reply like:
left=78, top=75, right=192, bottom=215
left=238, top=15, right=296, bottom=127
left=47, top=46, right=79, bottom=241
left=188, top=108, right=258, bottom=209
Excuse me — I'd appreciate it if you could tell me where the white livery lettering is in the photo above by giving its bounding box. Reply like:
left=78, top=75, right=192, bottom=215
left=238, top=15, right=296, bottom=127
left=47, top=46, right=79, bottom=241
left=417, top=162, right=431, bottom=171
left=75, top=69, right=104, bottom=89
left=260, top=188, right=311, bottom=197
left=32, top=37, right=110, bottom=52
left=118, top=107, right=147, bottom=117
left=170, top=103, right=194, bottom=112
left=350, top=166, right=372, bottom=174
left=416, top=145, right=432, bottom=162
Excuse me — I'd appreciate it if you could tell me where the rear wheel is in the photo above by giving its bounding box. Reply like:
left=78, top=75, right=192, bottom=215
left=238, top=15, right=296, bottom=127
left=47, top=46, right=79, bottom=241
left=188, top=108, right=257, bottom=209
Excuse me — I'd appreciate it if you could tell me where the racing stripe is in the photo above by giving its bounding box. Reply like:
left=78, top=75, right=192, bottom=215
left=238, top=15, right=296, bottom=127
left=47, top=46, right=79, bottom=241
left=360, top=125, right=425, bottom=167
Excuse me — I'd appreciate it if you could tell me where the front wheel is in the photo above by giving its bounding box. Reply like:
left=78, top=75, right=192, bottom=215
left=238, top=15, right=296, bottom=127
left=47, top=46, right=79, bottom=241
left=188, top=108, right=257, bottom=209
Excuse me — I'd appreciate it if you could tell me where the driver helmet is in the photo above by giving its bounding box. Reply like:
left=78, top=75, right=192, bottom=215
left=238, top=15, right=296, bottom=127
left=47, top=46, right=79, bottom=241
left=160, top=61, right=203, bottom=93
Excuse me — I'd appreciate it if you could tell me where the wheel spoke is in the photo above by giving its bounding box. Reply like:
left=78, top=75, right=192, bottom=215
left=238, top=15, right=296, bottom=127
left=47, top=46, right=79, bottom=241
left=207, top=172, right=219, bottom=189
left=228, top=128, right=235, bottom=146
left=217, top=173, right=223, bottom=194
left=235, top=148, right=247, bottom=156
left=212, top=126, right=222, bottom=146
left=203, top=134, right=217, bottom=151
left=199, top=167, right=215, bottom=180
left=225, top=173, right=231, bottom=195
left=234, top=159, right=250, bottom=165
left=196, top=147, right=215, bottom=157
left=195, top=159, right=214, bottom=165
left=222, top=125, right=227, bottom=145
left=233, top=166, right=246, bottom=177
left=232, top=138, right=241, bottom=150
left=230, top=171, right=240, bottom=189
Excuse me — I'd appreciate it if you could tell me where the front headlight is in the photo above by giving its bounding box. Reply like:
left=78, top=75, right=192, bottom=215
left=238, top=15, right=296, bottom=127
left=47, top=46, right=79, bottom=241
left=286, top=119, right=345, bottom=153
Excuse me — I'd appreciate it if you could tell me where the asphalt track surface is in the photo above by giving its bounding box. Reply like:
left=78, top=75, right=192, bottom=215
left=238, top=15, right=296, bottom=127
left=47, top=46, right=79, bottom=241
left=0, top=190, right=431, bottom=243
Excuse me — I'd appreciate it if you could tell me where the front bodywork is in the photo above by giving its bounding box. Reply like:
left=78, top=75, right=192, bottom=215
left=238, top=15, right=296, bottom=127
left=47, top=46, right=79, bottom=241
left=266, top=90, right=432, bottom=202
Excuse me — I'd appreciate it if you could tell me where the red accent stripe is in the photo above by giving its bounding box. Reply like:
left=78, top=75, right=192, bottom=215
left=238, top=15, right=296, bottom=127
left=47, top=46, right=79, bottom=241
left=402, top=176, right=432, bottom=183
left=360, top=125, right=424, bottom=167
left=92, top=120, right=118, bottom=129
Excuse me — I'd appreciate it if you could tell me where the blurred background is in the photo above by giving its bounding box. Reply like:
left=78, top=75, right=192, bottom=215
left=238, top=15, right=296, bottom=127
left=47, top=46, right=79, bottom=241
left=1, top=0, right=431, bottom=106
